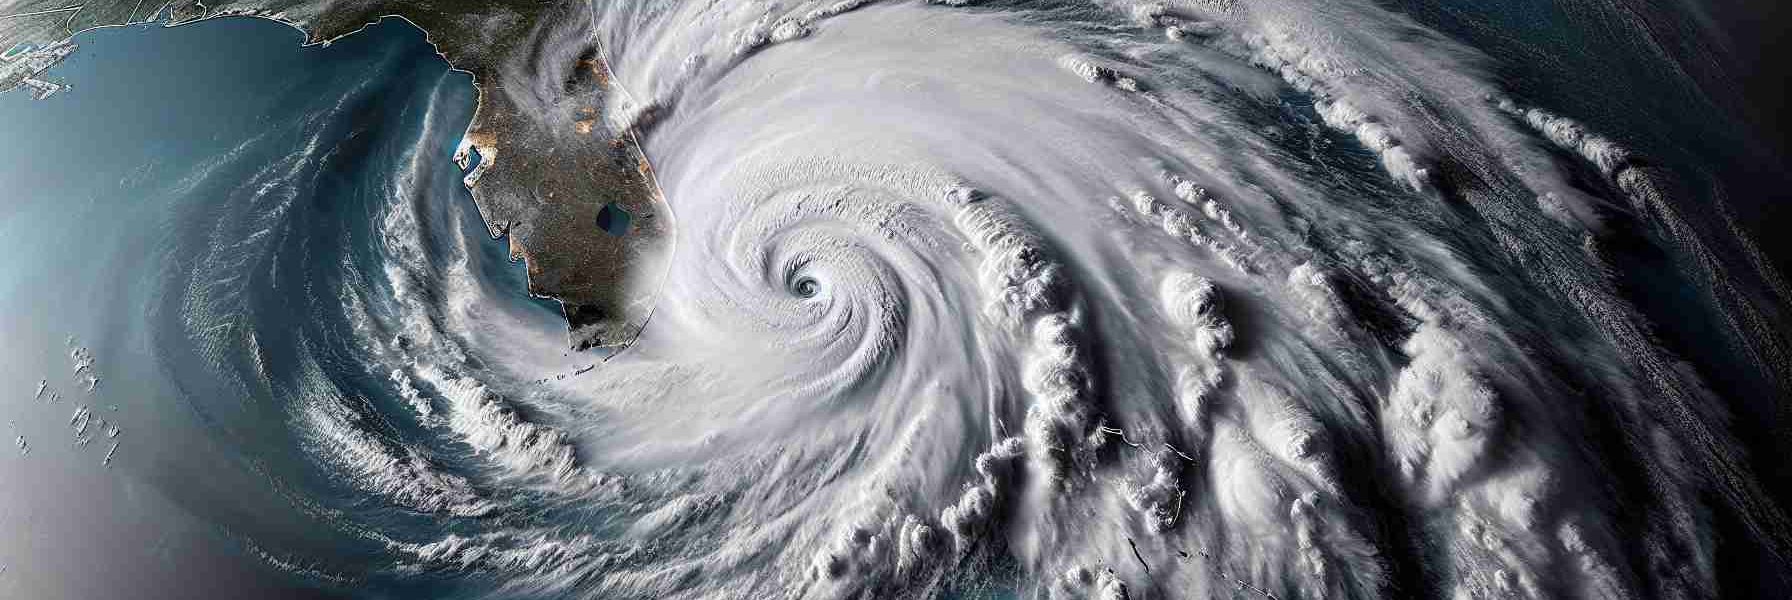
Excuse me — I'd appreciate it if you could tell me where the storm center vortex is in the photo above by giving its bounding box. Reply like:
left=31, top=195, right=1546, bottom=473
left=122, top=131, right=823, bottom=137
left=264, top=0, right=1792, bottom=598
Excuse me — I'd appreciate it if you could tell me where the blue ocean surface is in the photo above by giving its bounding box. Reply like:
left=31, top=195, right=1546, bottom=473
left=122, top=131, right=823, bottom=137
left=0, top=16, right=564, bottom=599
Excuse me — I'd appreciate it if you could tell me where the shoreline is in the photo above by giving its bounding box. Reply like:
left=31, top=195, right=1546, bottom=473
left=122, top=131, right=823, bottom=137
left=17, top=6, right=673, bottom=351
left=24, top=9, right=491, bottom=229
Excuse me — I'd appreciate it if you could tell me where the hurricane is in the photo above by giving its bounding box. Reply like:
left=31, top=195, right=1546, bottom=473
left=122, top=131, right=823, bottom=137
left=3, top=0, right=1790, bottom=598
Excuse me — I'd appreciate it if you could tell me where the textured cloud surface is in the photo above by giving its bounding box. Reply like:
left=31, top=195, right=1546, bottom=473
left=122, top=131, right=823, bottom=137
left=165, top=1, right=1792, bottom=598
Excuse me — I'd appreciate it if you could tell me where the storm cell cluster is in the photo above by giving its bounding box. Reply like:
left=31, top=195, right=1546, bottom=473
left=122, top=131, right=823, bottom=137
left=259, top=0, right=1792, bottom=598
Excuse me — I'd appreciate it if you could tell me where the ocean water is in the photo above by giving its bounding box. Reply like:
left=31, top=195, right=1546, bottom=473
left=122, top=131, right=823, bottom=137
left=0, top=16, right=550, bottom=599
left=2, top=2, right=1790, bottom=599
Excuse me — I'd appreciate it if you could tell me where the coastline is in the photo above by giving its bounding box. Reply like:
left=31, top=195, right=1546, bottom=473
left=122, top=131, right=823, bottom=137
left=4, top=2, right=674, bottom=351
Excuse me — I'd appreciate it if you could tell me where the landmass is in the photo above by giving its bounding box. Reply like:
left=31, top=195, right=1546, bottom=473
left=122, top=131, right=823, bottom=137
left=0, top=0, right=671, bottom=350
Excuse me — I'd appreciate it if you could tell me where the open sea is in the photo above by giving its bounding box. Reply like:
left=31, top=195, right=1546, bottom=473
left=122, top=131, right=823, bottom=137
left=0, top=16, right=558, bottom=599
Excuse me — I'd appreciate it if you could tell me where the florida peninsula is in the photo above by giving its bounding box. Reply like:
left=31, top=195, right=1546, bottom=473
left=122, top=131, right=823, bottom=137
left=0, top=0, right=671, bottom=350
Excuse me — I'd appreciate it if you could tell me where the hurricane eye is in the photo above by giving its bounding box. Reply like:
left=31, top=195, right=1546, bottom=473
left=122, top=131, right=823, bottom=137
left=793, top=276, right=820, bottom=298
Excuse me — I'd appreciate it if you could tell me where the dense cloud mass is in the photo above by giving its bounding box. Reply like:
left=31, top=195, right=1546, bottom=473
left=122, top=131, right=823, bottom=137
left=164, top=0, right=1792, bottom=598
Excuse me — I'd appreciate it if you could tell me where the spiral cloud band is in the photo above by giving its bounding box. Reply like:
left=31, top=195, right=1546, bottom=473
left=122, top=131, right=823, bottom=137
left=208, top=0, right=1792, bottom=598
